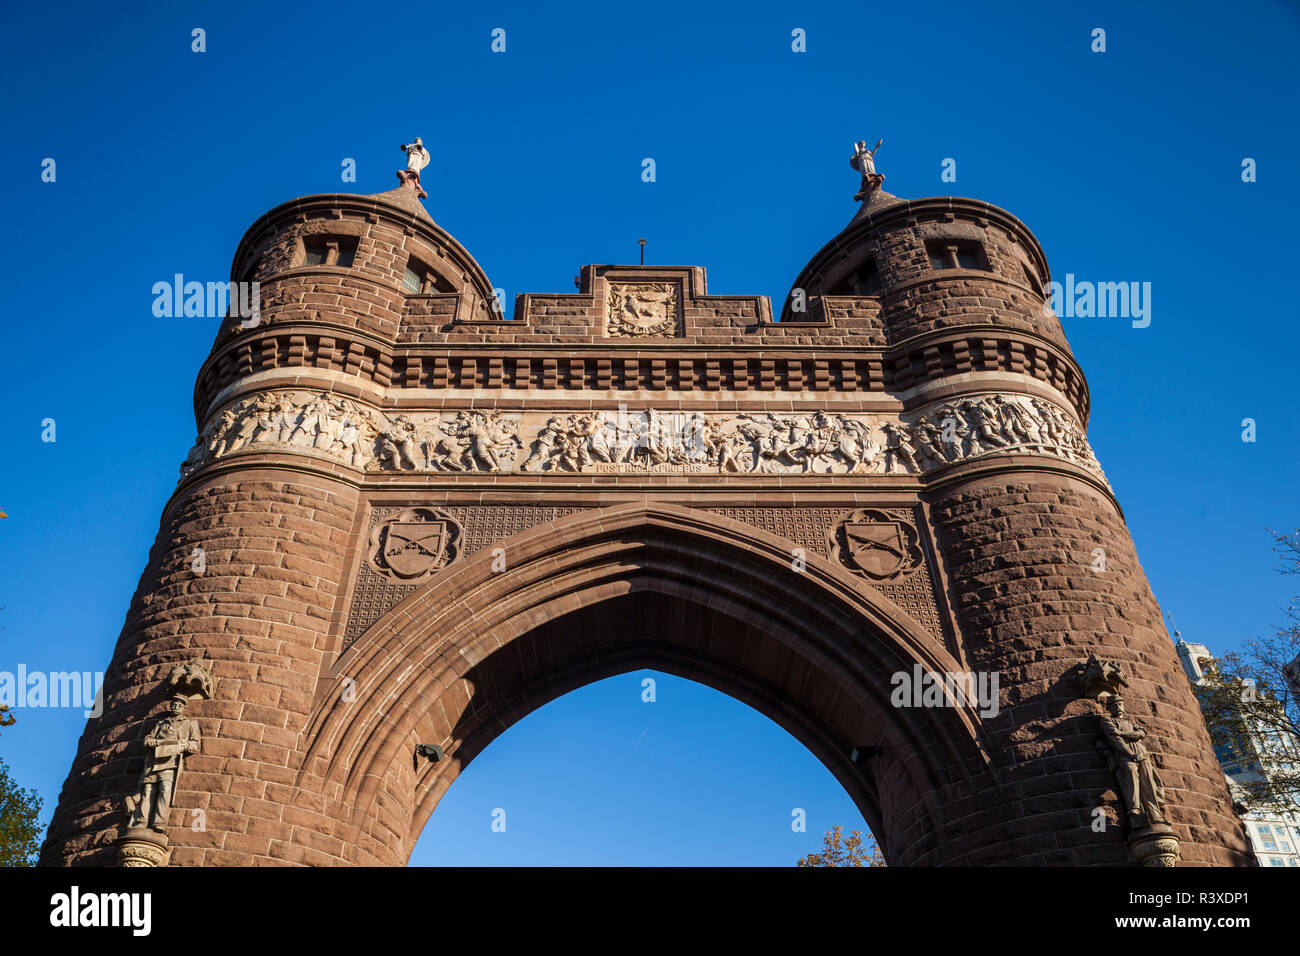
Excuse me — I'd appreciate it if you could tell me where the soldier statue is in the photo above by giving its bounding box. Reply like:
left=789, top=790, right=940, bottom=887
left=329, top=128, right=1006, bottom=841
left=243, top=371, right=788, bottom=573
left=125, top=695, right=202, bottom=832
left=1098, top=696, right=1169, bottom=829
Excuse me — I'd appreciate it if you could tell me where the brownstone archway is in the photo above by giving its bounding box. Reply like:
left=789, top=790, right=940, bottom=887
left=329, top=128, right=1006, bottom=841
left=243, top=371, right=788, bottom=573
left=40, top=174, right=1252, bottom=868
left=299, top=504, right=988, bottom=866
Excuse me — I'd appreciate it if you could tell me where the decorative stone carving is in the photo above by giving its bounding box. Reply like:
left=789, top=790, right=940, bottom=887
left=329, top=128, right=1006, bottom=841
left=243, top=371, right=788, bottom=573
left=398, top=137, right=430, bottom=198
left=181, top=391, right=380, bottom=478
left=181, top=393, right=525, bottom=478
left=830, top=509, right=924, bottom=581
left=343, top=505, right=585, bottom=649
left=1097, top=696, right=1170, bottom=830
left=709, top=505, right=949, bottom=646
left=521, top=413, right=612, bottom=471
left=181, top=390, right=1105, bottom=482
left=115, top=833, right=170, bottom=867
left=733, top=411, right=880, bottom=474
left=377, top=410, right=522, bottom=472
left=606, top=282, right=678, bottom=337
left=1078, top=655, right=1180, bottom=867
left=851, top=138, right=885, bottom=200
left=1079, top=653, right=1130, bottom=700
left=1129, top=826, right=1181, bottom=867
left=367, top=507, right=463, bottom=582
left=911, top=395, right=1101, bottom=477
left=116, top=659, right=213, bottom=866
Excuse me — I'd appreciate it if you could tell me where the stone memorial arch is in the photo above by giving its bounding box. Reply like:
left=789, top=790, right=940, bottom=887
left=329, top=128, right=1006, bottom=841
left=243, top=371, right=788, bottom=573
left=41, top=146, right=1251, bottom=867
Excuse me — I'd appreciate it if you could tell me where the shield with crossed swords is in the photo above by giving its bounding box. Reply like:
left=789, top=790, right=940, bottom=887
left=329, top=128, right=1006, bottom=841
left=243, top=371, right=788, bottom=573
left=380, top=521, right=448, bottom=578
left=842, top=519, right=912, bottom=579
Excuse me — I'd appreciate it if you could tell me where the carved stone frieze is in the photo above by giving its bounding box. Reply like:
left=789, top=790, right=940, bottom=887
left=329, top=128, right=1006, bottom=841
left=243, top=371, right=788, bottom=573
left=513, top=395, right=1104, bottom=479
left=180, top=390, right=381, bottom=478
left=181, top=390, right=1105, bottom=483
left=180, top=392, right=523, bottom=478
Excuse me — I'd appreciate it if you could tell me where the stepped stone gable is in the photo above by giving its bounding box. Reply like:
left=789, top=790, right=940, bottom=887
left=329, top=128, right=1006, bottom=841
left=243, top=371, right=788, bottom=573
left=40, top=154, right=1250, bottom=868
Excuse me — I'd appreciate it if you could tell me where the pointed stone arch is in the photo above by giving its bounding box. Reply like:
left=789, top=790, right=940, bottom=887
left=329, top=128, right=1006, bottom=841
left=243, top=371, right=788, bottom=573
left=297, top=504, right=992, bottom=865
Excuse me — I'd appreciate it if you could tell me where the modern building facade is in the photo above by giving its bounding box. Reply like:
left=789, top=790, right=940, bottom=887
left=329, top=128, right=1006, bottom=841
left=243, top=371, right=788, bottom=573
left=1178, top=639, right=1300, bottom=867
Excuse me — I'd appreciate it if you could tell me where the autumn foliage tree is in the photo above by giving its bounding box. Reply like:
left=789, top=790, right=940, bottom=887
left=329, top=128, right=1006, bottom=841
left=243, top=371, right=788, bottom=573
left=797, top=825, right=887, bottom=867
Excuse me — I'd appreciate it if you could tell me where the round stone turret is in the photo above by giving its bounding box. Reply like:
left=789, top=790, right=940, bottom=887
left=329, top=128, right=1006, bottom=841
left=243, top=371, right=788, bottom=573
left=195, top=183, right=497, bottom=423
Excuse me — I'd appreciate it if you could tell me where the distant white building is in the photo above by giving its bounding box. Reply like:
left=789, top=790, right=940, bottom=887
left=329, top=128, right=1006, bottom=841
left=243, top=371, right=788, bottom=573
left=1178, top=639, right=1300, bottom=867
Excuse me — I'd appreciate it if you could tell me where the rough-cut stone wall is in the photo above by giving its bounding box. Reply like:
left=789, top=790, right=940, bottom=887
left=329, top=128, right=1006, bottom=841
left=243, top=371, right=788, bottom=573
left=39, top=472, right=367, bottom=866
left=924, top=474, right=1250, bottom=865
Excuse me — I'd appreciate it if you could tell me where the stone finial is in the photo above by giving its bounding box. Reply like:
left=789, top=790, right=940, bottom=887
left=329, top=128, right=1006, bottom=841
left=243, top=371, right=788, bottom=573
left=850, top=138, right=885, bottom=201
left=398, top=137, right=430, bottom=199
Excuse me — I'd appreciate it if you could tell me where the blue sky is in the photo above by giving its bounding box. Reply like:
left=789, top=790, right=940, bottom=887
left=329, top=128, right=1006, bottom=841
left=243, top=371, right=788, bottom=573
left=1, top=0, right=1297, bottom=865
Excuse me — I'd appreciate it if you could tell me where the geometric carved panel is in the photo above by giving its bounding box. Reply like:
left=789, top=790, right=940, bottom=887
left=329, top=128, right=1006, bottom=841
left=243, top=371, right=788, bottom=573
left=342, top=504, right=587, bottom=649
left=705, top=505, right=947, bottom=643
left=343, top=502, right=948, bottom=650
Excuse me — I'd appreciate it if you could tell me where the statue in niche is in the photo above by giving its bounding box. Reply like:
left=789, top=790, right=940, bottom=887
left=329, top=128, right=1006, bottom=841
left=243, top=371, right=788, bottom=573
left=1097, top=696, right=1169, bottom=830
left=124, top=660, right=212, bottom=834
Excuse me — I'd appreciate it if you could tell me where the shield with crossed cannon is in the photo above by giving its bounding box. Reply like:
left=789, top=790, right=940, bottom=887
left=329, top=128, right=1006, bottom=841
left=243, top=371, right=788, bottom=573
left=379, top=520, right=448, bottom=578
left=831, top=510, right=923, bottom=581
left=367, top=507, right=463, bottom=582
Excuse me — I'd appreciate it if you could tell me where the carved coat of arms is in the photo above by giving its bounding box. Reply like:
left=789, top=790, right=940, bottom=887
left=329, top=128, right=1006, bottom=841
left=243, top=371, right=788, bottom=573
left=831, top=510, right=923, bottom=581
left=607, top=282, right=678, bottom=337
left=368, top=508, right=462, bottom=581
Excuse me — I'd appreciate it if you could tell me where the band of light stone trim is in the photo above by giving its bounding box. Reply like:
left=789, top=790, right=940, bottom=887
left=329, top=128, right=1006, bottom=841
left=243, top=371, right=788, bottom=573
left=180, top=389, right=1106, bottom=481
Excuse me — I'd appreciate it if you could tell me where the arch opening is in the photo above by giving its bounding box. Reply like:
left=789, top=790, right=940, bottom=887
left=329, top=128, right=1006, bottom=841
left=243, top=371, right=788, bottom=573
left=303, top=505, right=989, bottom=866
left=408, top=669, right=873, bottom=865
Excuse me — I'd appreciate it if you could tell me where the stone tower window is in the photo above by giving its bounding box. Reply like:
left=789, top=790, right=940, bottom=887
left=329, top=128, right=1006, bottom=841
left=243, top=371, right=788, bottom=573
left=926, top=238, right=989, bottom=272
left=302, top=236, right=356, bottom=268
left=403, top=257, right=454, bottom=294
left=852, top=258, right=883, bottom=295
left=827, top=258, right=883, bottom=296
